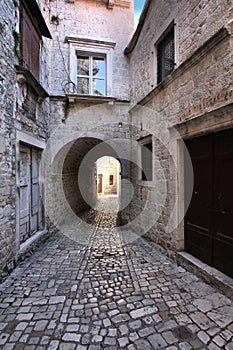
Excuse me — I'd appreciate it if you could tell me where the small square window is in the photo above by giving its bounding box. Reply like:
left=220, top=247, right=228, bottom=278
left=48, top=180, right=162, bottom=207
left=157, top=25, right=175, bottom=84
left=76, top=53, right=106, bottom=95
left=140, top=139, right=153, bottom=181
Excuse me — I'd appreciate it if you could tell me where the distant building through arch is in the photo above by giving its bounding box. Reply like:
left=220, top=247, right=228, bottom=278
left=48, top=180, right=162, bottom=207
left=96, top=156, right=120, bottom=196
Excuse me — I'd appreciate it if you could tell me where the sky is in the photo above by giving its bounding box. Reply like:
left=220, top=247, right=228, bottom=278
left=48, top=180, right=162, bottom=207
left=134, top=0, right=146, bottom=27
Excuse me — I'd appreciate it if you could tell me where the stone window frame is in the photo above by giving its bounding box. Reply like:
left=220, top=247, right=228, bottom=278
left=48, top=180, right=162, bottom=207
left=66, top=37, right=116, bottom=97
left=138, top=135, right=153, bottom=183
left=152, top=20, right=177, bottom=87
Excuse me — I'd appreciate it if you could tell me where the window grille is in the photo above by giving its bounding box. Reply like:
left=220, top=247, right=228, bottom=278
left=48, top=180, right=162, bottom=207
left=157, top=26, right=175, bottom=84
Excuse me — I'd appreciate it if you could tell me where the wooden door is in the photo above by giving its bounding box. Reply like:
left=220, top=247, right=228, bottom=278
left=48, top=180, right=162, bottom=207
left=185, top=129, right=233, bottom=278
left=213, top=129, right=233, bottom=277
left=19, top=144, right=43, bottom=244
left=31, top=149, right=39, bottom=233
left=185, top=135, right=214, bottom=265
left=19, top=145, right=31, bottom=243
left=98, top=174, right=103, bottom=193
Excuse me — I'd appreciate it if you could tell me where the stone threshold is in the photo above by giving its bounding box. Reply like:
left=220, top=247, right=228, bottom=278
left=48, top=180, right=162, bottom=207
left=18, top=229, right=49, bottom=261
left=177, top=251, right=233, bottom=298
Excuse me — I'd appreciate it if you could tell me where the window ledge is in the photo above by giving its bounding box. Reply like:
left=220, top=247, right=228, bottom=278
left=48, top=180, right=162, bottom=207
left=15, top=65, right=49, bottom=102
left=66, top=94, right=118, bottom=104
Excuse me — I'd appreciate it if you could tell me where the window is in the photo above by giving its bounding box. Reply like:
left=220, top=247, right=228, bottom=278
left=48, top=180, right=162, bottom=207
left=139, top=137, right=153, bottom=181
left=19, top=0, right=51, bottom=80
left=77, top=54, right=106, bottom=95
left=157, top=25, right=175, bottom=84
left=109, top=175, right=114, bottom=185
left=67, top=37, right=116, bottom=96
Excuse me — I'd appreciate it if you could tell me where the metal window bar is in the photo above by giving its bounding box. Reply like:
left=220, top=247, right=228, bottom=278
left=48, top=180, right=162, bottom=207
left=157, top=26, right=175, bottom=84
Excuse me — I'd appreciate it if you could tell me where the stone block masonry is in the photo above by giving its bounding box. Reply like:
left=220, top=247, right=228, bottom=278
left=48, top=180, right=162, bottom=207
left=0, top=0, right=18, bottom=278
left=0, top=0, right=51, bottom=280
left=42, top=0, right=134, bottom=100
left=125, top=0, right=233, bottom=259
left=0, top=0, right=134, bottom=279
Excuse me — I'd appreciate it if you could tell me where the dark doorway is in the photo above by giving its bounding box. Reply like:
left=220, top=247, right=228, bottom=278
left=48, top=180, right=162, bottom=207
left=185, top=128, right=233, bottom=278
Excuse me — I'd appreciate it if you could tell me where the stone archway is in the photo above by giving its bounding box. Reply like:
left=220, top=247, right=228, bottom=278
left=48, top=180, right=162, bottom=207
left=41, top=132, right=124, bottom=230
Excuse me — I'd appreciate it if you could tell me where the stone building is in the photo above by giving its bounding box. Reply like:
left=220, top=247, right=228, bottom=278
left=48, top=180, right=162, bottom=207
left=0, top=0, right=233, bottom=286
left=0, top=0, right=51, bottom=278
left=125, top=0, right=233, bottom=281
left=0, top=0, right=134, bottom=280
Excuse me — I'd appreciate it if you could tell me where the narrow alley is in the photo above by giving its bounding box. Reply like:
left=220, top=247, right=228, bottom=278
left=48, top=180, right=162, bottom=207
left=0, top=198, right=233, bottom=350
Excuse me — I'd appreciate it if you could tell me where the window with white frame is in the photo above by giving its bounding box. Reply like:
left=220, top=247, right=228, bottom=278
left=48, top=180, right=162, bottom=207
left=66, top=37, right=115, bottom=96
left=77, top=53, right=106, bottom=95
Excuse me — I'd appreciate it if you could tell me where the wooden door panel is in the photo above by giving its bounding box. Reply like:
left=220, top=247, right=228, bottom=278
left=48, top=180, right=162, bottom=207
left=185, top=129, right=233, bottom=278
left=19, top=187, right=30, bottom=224
left=31, top=149, right=39, bottom=233
left=19, top=145, right=43, bottom=243
left=19, top=146, right=31, bottom=242
left=185, top=135, right=213, bottom=265
left=213, top=129, right=233, bottom=277
left=185, top=226, right=212, bottom=265
left=31, top=149, right=39, bottom=215
left=214, top=155, right=233, bottom=241
left=213, top=239, right=233, bottom=277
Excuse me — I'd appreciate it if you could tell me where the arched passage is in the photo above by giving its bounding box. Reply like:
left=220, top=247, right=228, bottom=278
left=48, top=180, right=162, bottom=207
left=41, top=125, right=140, bottom=236
left=61, top=137, right=121, bottom=216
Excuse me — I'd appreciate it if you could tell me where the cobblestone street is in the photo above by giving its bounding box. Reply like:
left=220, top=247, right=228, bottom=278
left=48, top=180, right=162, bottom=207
left=0, top=198, right=233, bottom=350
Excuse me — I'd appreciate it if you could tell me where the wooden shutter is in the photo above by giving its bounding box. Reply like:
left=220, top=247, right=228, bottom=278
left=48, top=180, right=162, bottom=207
left=20, top=5, right=41, bottom=79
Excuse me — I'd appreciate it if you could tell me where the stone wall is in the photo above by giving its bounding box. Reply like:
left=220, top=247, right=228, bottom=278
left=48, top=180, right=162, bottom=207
left=43, top=101, right=131, bottom=229
left=0, top=0, right=51, bottom=280
left=39, top=0, right=134, bottom=100
left=38, top=0, right=134, bottom=230
left=126, top=0, right=233, bottom=256
left=0, top=0, right=16, bottom=277
left=129, top=0, right=233, bottom=105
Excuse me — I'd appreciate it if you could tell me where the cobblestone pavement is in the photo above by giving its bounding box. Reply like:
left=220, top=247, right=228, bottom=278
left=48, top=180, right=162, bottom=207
left=0, top=198, right=233, bottom=350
